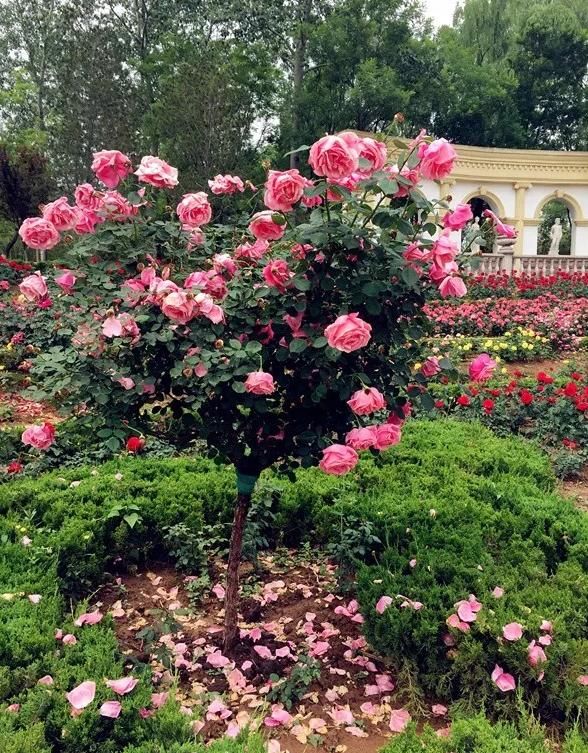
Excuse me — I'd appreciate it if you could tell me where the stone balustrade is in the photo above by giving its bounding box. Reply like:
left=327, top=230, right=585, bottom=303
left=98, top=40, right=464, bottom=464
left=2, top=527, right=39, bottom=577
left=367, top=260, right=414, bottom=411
left=473, top=253, right=588, bottom=275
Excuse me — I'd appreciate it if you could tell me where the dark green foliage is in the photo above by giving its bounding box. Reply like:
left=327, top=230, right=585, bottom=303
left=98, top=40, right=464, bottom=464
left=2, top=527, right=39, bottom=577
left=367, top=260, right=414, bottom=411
left=381, top=715, right=587, bottom=752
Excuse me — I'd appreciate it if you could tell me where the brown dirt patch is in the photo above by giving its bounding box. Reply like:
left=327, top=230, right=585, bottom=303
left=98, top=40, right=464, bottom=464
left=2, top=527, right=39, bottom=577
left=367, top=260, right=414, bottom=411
left=94, top=552, right=448, bottom=753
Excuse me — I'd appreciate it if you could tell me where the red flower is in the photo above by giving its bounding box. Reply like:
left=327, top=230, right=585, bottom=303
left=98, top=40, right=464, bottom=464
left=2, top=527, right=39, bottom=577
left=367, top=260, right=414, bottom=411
left=489, top=389, right=501, bottom=397
left=564, top=382, right=578, bottom=397
left=537, top=372, right=554, bottom=385
left=519, top=389, right=533, bottom=406
left=571, top=372, right=582, bottom=381
left=126, top=436, right=145, bottom=454
left=457, top=395, right=471, bottom=407
left=6, top=461, right=23, bottom=474
left=576, top=400, right=588, bottom=412
left=482, top=399, right=494, bottom=414
left=563, top=438, right=579, bottom=450
left=434, top=400, right=445, bottom=409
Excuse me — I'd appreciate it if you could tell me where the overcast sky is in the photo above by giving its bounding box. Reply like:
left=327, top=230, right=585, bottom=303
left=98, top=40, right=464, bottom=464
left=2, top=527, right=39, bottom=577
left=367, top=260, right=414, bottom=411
left=423, top=0, right=458, bottom=28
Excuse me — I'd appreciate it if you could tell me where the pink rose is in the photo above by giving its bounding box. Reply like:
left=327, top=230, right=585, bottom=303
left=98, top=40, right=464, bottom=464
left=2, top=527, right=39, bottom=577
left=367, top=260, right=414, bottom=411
left=418, top=138, right=457, bottom=180
left=345, top=426, right=377, bottom=450
left=161, top=291, right=195, bottom=324
left=356, top=137, right=388, bottom=175
left=309, top=134, right=360, bottom=180
left=373, top=423, right=402, bottom=450
left=74, top=183, right=104, bottom=211
left=42, top=197, right=81, bottom=231
left=244, top=371, right=276, bottom=395
left=385, top=165, right=420, bottom=198
left=248, top=211, right=286, bottom=241
left=262, top=259, right=293, bottom=291
left=347, top=387, right=386, bottom=415
left=176, top=192, right=212, bottom=227
left=213, top=253, right=237, bottom=278
left=75, top=210, right=103, bottom=235
left=55, top=270, right=76, bottom=293
left=103, top=191, right=136, bottom=221
left=135, top=155, right=178, bottom=188
left=208, top=174, right=245, bottom=195
left=483, top=209, right=517, bottom=238
left=431, top=232, right=459, bottom=266
left=187, top=227, right=205, bottom=249
left=21, top=422, right=56, bottom=450
left=325, top=313, right=372, bottom=353
left=468, top=353, right=496, bottom=381
left=91, top=150, right=132, bottom=189
left=438, top=275, right=467, bottom=298
left=319, top=444, right=359, bottom=475
left=194, top=292, right=224, bottom=323
left=264, top=169, right=306, bottom=212
left=443, top=204, right=473, bottom=231
left=18, top=217, right=61, bottom=251
left=19, top=273, right=48, bottom=301
left=235, top=239, right=270, bottom=261
left=421, top=357, right=441, bottom=378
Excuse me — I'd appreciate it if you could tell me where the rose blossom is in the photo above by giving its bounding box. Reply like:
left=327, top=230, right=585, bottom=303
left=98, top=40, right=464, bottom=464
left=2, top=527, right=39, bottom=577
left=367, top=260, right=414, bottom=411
left=439, top=274, right=467, bottom=298
left=55, top=270, right=76, bottom=293
left=21, top=422, right=56, bottom=450
left=135, top=155, right=178, bottom=188
left=103, top=191, right=136, bottom=220
left=443, top=203, right=473, bottom=231
left=421, top=357, right=441, bottom=378
left=385, top=165, right=420, bottom=198
left=262, top=259, right=294, bottom=291
left=325, top=313, right=372, bottom=353
left=74, top=183, right=104, bottom=211
left=248, top=211, right=286, bottom=241
left=208, top=174, right=245, bottom=195
left=161, top=291, right=195, bottom=324
left=19, top=272, right=48, bottom=301
left=345, top=426, right=377, bottom=450
left=417, top=138, right=457, bottom=180
left=75, top=210, right=103, bottom=235
left=42, top=197, right=81, bottom=231
left=186, top=227, right=205, bottom=249
left=176, top=192, right=212, bottom=227
left=234, top=239, right=270, bottom=261
left=431, top=232, right=459, bottom=266
left=373, top=423, right=402, bottom=450
left=91, top=150, right=131, bottom=188
left=18, top=217, right=61, bottom=250
left=356, top=136, right=388, bottom=175
left=308, top=134, right=360, bottom=180
left=468, top=353, right=496, bottom=381
left=244, top=371, right=276, bottom=395
left=264, top=169, right=306, bottom=212
left=212, top=253, right=237, bottom=278
left=319, top=444, right=359, bottom=475
left=347, top=387, right=386, bottom=415
left=483, top=209, right=517, bottom=239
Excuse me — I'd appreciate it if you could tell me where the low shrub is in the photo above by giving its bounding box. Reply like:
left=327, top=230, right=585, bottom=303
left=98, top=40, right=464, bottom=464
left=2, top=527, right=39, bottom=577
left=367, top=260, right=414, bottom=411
left=380, top=716, right=588, bottom=753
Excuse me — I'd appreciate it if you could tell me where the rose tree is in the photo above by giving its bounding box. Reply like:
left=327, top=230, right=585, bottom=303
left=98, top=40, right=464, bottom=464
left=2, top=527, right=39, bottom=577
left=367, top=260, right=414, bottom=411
left=20, top=133, right=468, bottom=650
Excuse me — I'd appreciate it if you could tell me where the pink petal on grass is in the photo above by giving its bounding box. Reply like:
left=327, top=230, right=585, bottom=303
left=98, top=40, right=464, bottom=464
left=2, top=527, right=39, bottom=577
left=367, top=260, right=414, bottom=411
left=28, top=594, right=42, bottom=604
left=74, top=611, right=103, bottom=627
left=376, top=596, right=393, bottom=614
left=389, top=708, right=411, bottom=733
left=502, top=622, right=523, bottom=642
left=99, top=700, right=122, bottom=718
left=105, top=677, right=138, bottom=695
left=577, top=675, right=588, bottom=686
left=432, top=704, right=447, bottom=717
left=62, top=633, right=77, bottom=645
left=491, top=665, right=516, bottom=692
left=66, top=680, right=96, bottom=709
left=151, top=692, right=169, bottom=708
left=376, top=674, right=395, bottom=692
left=540, top=620, right=553, bottom=633
left=491, top=587, right=504, bottom=599
left=37, top=675, right=54, bottom=686
left=456, top=601, right=476, bottom=623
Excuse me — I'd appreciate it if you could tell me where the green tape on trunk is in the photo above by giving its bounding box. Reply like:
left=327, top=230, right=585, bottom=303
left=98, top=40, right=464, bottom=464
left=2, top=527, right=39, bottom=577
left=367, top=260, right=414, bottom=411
left=236, top=472, right=259, bottom=495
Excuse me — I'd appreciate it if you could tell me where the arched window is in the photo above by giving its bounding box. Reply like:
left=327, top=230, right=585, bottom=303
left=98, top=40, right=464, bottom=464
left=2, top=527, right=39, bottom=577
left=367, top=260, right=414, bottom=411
left=536, top=198, right=573, bottom=256
left=464, top=196, right=498, bottom=254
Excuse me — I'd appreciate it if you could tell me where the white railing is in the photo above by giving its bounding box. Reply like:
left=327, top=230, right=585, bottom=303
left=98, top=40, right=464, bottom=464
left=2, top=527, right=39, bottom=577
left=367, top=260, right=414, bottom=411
left=473, top=253, right=588, bottom=275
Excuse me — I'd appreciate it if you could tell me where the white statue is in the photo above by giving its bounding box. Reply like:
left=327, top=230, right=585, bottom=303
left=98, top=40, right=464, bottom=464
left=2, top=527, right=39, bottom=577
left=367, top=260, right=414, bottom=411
left=470, top=217, right=481, bottom=255
left=548, top=218, right=563, bottom=255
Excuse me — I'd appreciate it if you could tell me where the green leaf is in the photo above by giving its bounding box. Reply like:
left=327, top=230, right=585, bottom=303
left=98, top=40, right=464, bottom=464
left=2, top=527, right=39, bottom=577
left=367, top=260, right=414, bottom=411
left=124, top=513, right=141, bottom=528
left=289, top=338, right=307, bottom=353
left=401, top=267, right=419, bottom=286
left=293, top=277, right=311, bottom=291
left=312, top=336, right=328, bottom=349
left=232, top=381, right=246, bottom=393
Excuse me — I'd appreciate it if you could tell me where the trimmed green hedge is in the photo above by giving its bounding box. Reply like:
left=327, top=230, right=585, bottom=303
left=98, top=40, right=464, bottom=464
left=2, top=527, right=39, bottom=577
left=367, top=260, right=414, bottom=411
left=1, top=419, right=587, bottom=748
left=381, top=716, right=588, bottom=753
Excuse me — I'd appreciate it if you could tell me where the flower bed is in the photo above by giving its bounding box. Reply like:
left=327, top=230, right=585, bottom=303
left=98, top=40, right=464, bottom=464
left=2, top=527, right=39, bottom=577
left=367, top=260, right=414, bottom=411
left=424, top=294, right=588, bottom=351
left=462, top=270, right=588, bottom=300
left=426, top=327, right=552, bottom=363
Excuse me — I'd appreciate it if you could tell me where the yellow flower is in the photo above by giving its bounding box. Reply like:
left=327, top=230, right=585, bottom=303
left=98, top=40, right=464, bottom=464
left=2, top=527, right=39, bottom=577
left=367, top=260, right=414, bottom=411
left=501, top=367, right=508, bottom=374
